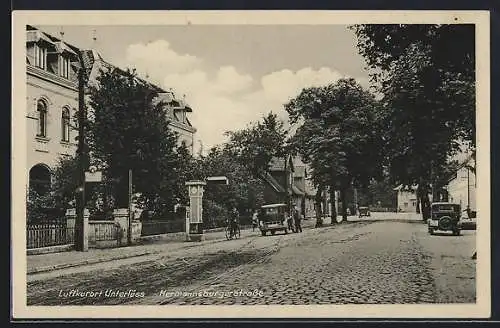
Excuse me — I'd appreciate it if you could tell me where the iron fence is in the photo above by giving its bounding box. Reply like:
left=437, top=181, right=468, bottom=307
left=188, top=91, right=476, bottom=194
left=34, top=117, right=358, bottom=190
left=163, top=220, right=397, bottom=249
left=89, top=221, right=120, bottom=242
left=26, top=220, right=74, bottom=249
left=141, top=220, right=185, bottom=236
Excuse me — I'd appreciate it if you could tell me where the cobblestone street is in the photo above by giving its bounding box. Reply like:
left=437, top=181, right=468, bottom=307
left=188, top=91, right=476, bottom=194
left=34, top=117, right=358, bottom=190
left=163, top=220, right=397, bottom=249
left=27, top=214, right=476, bottom=306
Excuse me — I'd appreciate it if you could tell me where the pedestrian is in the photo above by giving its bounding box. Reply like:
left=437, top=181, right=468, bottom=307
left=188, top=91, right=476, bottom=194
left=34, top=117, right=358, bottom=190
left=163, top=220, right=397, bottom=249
left=294, top=207, right=302, bottom=233
left=287, top=210, right=295, bottom=233
left=252, top=209, right=259, bottom=232
left=230, top=207, right=240, bottom=237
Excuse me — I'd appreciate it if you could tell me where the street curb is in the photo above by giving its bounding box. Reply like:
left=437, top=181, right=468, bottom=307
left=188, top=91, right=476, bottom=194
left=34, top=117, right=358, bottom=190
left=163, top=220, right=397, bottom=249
left=27, top=251, right=156, bottom=275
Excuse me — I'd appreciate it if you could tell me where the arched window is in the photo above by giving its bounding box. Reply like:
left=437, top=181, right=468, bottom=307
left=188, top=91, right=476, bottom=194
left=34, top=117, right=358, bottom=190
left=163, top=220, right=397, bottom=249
left=37, top=100, right=48, bottom=137
left=29, top=164, right=51, bottom=196
left=61, top=107, right=70, bottom=142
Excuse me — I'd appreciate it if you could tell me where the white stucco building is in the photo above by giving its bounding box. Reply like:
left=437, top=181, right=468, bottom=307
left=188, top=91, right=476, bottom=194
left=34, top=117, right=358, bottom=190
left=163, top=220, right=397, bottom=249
left=446, top=155, right=476, bottom=211
left=393, top=185, right=418, bottom=213
left=26, top=25, right=197, bottom=197
left=26, top=25, right=80, bottom=195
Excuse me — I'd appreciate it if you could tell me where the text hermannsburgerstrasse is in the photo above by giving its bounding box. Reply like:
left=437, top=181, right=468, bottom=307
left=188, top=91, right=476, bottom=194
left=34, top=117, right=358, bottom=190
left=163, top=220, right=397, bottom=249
left=159, top=289, right=265, bottom=299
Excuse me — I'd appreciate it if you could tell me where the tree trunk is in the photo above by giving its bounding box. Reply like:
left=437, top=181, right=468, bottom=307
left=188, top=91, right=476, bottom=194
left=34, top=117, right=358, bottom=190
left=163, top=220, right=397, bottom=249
left=340, top=188, right=348, bottom=222
left=417, top=182, right=431, bottom=221
left=315, top=187, right=323, bottom=227
left=416, top=195, right=421, bottom=214
left=329, top=187, right=337, bottom=224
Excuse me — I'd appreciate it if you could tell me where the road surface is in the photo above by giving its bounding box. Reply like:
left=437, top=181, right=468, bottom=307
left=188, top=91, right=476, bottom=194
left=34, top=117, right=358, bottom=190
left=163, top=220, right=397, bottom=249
left=27, top=213, right=476, bottom=305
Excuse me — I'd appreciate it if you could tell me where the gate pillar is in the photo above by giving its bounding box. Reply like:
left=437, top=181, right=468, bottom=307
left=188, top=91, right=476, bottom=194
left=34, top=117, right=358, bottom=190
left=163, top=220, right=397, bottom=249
left=185, top=180, right=206, bottom=242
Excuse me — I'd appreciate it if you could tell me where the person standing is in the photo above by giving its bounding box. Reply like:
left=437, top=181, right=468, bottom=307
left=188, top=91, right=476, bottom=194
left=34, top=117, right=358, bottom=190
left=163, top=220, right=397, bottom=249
left=287, top=210, right=295, bottom=233
left=229, top=207, right=240, bottom=237
left=294, top=207, right=302, bottom=233
left=252, top=209, right=259, bottom=232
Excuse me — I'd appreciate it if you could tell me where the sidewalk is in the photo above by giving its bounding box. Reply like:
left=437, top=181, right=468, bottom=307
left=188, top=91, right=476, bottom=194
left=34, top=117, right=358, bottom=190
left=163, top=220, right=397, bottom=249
left=27, top=226, right=262, bottom=274
left=26, top=217, right=360, bottom=275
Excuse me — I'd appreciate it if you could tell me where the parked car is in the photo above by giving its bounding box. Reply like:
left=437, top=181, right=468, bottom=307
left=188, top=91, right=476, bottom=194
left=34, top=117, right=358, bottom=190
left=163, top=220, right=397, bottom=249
left=459, top=209, right=477, bottom=230
left=259, top=203, right=289, bottom=236
left=358, top=206, right=371, bottom=218
left=428, top=202, right=461, bottom=236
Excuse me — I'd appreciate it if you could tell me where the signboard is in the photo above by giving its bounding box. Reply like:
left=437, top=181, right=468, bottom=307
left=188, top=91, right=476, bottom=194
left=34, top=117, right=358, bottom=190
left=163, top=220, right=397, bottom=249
left=85, top=171, right=102, bottom=182
left=206, top=176, right=229, bottom=185
left=85, top=167, right=102, bottom=183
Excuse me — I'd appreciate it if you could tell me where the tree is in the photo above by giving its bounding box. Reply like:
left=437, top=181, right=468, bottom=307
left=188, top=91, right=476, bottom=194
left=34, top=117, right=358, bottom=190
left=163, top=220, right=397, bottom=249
left=224, top=112, right=288, bottom=177
left=351, top=24, right=475, bottom=220
left=87, top=68, right=181, bottom=216
left=198, top=146, right=265, bottom=226
left=285, top=78, right=384, bottom=223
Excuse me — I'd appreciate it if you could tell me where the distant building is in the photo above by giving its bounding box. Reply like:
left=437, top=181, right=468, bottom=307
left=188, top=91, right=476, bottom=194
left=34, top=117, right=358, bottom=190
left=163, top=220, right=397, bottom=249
left=25, top=25, right=197, bottom=197
left=446, top=154, right=476, bottom=211
left=261, top=156, right=317, bottom=218
left=393, top=185, right=418, bottom=213
left=81, top=49, right=197, bottom=153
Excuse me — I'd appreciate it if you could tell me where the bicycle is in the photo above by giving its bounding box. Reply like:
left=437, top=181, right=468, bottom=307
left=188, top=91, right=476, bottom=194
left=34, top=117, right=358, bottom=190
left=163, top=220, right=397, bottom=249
left=225, top=221, right=241, bottom=240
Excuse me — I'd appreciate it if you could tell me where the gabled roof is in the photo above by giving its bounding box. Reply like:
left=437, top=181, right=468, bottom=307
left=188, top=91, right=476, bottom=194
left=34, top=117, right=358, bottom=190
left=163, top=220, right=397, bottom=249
left=262, top=172, right=286, bottom=193
left=393, top=184, right=418, bottom=191
left=269, top=155, right=294, bottom=172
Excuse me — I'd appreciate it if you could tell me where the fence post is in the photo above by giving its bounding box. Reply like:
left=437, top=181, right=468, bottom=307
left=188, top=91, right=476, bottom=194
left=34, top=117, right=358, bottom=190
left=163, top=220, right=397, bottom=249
left=81, top=209, right=89, bottom=251
left=113, top=208, right=129, bottom=246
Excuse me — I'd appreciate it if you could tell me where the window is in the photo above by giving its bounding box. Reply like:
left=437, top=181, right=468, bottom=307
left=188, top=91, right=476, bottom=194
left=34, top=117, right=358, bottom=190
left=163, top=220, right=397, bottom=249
left=61, top=107, right=70, bottom=142
left=33, top=43, right=47, bottom=69
left=29, top=164, right=51, bottom=196
left=37, top=100, right=48, bottom=137
left=59, top=55, right=70, bottom=78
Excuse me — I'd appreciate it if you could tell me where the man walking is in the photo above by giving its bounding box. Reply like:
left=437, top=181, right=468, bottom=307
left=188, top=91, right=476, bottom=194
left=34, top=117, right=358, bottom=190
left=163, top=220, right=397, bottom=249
left=294, top=207, right=302, bottom=233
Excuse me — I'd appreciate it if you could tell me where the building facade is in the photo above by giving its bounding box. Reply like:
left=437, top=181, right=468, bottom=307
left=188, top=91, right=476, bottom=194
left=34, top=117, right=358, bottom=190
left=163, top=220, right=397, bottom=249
left=26, top=26, right=80, bottom=196
left=393, top=185, right=418, bottom=213
left=447, top=155, right=476, bottom=211
left=26, top=26, right=197, bottom=197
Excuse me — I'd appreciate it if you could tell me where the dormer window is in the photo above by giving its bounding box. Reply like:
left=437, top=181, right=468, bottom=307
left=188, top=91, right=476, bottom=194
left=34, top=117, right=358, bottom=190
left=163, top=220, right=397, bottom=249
left=33, top=43, right=47, bottom=69
left=59, top=56, right=70, bottom=78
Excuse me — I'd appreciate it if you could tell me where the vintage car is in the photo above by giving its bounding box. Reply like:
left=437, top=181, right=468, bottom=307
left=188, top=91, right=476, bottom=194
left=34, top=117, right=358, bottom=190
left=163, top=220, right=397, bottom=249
left=259, top=203, right=289, bottom=236
left=428, top=202, right=461, bottom=236
left=358, top=206, right=371, bottom=218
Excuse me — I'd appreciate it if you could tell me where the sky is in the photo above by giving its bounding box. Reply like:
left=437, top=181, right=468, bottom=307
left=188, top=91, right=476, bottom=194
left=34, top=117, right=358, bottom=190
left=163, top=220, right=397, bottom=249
left=40, top=25, right=371, bottom=154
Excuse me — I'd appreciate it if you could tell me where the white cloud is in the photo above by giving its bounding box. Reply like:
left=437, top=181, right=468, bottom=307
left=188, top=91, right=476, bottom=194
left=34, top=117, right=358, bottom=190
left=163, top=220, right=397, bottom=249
left=120, top=40, right=202, bottom=85
left=120, top=39, right=369, bottom=154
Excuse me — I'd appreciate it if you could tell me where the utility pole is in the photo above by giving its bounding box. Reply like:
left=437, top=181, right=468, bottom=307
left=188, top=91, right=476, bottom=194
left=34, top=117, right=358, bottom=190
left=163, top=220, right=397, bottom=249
left=128, top=169, right=133, bottom=245
left=75, top=60, right=88, bottom=251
